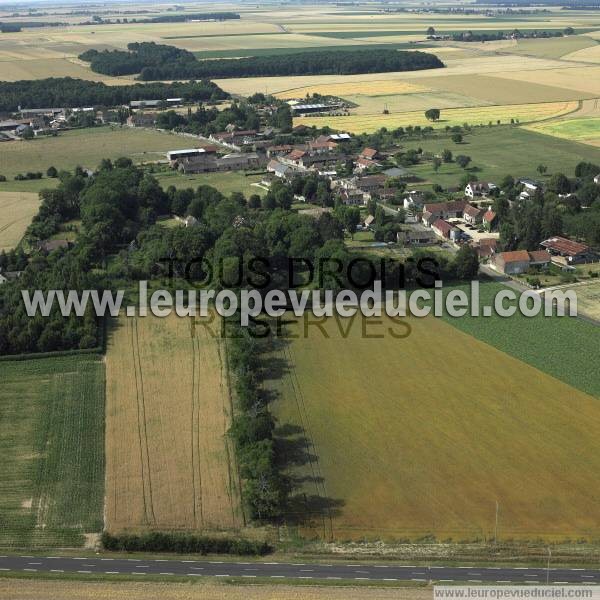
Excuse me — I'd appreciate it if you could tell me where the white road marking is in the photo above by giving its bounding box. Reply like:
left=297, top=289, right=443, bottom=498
left=383, top=578, right=398, bottom=581
left=105, top=572, right=119, bottom=574
left=50, top=570, right=64, bottom=573
left=77, top=571, right=92, bottom=574
left=412, top=578, right=427, bottom=581
left=131, top=572, right=146, bottom=575
left=215, top=574, right=230, bottom=577
left=0, top=569, right=10, bottom=571
left=469, top=580, right=482, bottom=583
left=242, top=575, right=257, bottom=578
left=159, top=573, right=174, bottom=576
left=271, top=575, right=285, bottom=578
left=23, top=569, right=37, bottom=572
left=27, top=562, right=42, bottom=565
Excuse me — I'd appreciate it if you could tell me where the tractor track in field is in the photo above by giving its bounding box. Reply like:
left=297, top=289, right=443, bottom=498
left=130, top=318, right=156, bottom=526
left=282, top=343, right=334, bottom=541
left=189, top=319, right=204, bottom=529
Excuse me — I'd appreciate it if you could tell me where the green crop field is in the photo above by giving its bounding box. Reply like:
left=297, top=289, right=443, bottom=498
left=0, top=128, right=196, bottom=180
left=400, top=126, right=600, bottom=189
left=442, top=282, right=600, bottom=398
left=0, top=355, right=105, bottom=548
left=525, top=117, right=600, bottom=147
left=271, top=305, right=600, bottom=542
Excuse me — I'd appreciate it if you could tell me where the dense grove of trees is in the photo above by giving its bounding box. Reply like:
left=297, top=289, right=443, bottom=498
left=80, top=43, right=197, bottom=77
left=79, top=42, right=444, bottom=80
left=493, top=163, right=600, bottom=251
left=0, top=78, right=228, bottom=112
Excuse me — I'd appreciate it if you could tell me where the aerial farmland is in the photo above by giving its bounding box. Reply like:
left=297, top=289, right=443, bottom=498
left=0, top=1, right=599, bottom=597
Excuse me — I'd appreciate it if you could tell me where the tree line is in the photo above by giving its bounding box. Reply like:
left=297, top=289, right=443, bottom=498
left=79, top=42, right=445, bottom=80
left=449, top=29, right=568, bottom=42
left=101, top=532, right=270, bottom=555
left=0, top=77, right=228, bottom=112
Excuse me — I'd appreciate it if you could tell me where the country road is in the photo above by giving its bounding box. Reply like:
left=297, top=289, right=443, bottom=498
left=1, top=554, right=600, bottom=584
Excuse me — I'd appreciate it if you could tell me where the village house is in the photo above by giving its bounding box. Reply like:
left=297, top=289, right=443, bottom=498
left=483, top=209, right=498, bottom=231
left=422, top=200, right=466, bottom=226
left=0, top=270, right=22, bottom=285
left=210, top=129, right=258, bottom=151
left=396, top=229, right=437, bottom=246
left=339, top=187, right=365, bottom=206
left=266, top=144, right=295, bottom=158
left=355, top=157, right=381, bottom=172
left=359, top=148, right=379, bottom=161
left=432, top=218, right=460, bottom=241
left=167, top=147, right=217, bottom=167
left=463, top=204, right=484, bottom=225
left=356, top=174, right=386, bottom=195
left=127, top=112, right=158, bottom=127
left=465, top=181, right=496, bottom=198
left=540, top=236, right=597, bottom=265
left=267, top=159, right=293, bottom=179
left=474, top=238, right=497, bottom=260
left=362, top=214, right=375, bottom=230
left=492, top=249, right=551, bottom=275
left=179, top=215, right=199, bottom=228
left=37, top=239, right=71, bottom=253
left=308, top=135, right=339, bottom=154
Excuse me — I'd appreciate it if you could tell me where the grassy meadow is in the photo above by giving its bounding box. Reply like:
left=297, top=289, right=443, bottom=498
left=105, top=314, right=244, bottom=533
left=525, top=116, right=600, bottom=147
left=0, top=192, right=40, bottom=251
left=570, top=281, right=600, bottom=321
left=0, top=356, right=104, bottom=548
left=0, top=128, right=198, bottom=180
left=154, top=170, right=267, bottom=197
left=271, top=307, right=600, bottom=542
left=400, top=126, right=600, bottom=189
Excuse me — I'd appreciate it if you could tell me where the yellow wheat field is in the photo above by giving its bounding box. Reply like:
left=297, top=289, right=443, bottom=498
left=276, top=80, right=430, bottom=99
left=105, top=313, right=244, bottom=533
left=0, top=192, right=41, bottom=251
left=295, top=100, right=578, bottom=134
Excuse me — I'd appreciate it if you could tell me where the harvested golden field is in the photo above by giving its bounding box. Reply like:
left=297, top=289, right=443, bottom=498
left=416, top=73, right=593, bottom=105
left=0, top=192, right=40, bottom=251
left=216, top=55, right=569, bottom=96
left=563, top=42, right=600, bottom=63
left=295, top=101, right=578, bottom=134
left=493, top=66, right=600, bottom=97
left=276, top=80, right=430, bottom=99
left=504, top=35, right=598, bottom=60
left=271, top=314, right=600, bottom=541
left=105, top=314, right=244, bottom=532
left=0, top=579, right=427, bottom=600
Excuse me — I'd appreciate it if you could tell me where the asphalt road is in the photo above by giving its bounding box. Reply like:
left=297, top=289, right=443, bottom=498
left=1, top=554, right=600, bottom=583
